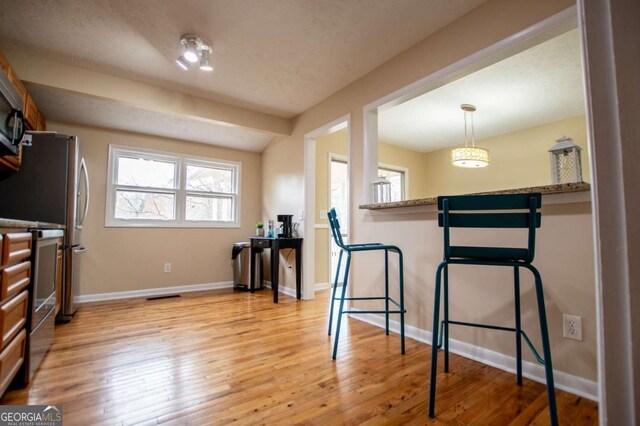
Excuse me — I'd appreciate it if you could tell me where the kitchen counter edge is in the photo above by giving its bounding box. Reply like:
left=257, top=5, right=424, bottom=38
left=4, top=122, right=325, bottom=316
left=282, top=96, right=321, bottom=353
left=359, top=182, right=591, bottom=210
left=0, top=218, right=66, bottom=229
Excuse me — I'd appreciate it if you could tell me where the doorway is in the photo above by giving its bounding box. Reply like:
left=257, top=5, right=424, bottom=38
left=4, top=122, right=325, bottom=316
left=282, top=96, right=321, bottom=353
left=313, top=128, right=348, bottom=292
left=303, top=115, right=350, bottom=300
left=329, top=156, right=348, bottom=286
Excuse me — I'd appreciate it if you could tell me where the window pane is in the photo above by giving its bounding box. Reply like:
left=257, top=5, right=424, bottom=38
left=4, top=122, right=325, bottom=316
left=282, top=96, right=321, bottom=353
left=186, top=165, right=233, bottom=193
left=378, top=168, right=404, bottom=202
left=117, top=156, right=176, bottom=188
left=115, top=190, right=175, bottom=220
left=185, top=196, right=232, bottom=222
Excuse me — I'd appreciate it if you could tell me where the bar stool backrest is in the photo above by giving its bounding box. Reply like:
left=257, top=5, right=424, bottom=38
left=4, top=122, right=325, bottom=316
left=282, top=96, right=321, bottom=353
left=437, top=193, right=542, bottom=263
left=327, top=208, right=347, bottom=249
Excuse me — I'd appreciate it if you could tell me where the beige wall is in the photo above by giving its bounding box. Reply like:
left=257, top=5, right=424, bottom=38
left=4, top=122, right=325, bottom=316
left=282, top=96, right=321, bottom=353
left=313, top=130, right=433, bottom=284
left=263, top=0, right=598, bottom=383
left=421, top=115, right=590, bottom=197
left=378, top=115, right=590, bottom=200
left=378, top=142, right=431, bottom=200
left=48, top=121, right=262, bottom=296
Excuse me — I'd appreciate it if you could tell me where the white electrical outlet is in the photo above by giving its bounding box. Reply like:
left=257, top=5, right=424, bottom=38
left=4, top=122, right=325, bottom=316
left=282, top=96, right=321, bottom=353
left=563, top=314, right=582, bottom=341
left=164, top=263, right=172, bottom=273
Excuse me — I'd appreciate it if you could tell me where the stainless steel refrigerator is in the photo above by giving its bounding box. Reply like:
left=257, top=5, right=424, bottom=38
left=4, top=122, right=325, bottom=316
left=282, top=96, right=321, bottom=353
left=0, top=133, right=89, bottom=322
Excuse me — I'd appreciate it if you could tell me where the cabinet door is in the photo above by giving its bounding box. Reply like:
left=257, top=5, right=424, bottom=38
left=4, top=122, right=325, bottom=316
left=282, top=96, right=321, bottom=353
left=23, top=93, right=38, bottom=130
left=1, top=261, right=30, bottom=302
left=0, top=329, right=26, bottom=396
left=0, top=51, right=9, bottom=74
left=1, top=233, right=32, bottom=266
left=0, top=290, right=28, bottom=350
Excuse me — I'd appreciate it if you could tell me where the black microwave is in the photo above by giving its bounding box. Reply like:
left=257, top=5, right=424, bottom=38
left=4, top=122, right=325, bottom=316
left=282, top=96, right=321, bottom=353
left=0, top=71, right=25, bottom=156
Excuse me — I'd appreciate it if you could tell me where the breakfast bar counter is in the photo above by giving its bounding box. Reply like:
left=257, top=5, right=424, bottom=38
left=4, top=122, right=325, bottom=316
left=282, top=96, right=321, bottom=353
left=359, top=182, right=590, bottom=210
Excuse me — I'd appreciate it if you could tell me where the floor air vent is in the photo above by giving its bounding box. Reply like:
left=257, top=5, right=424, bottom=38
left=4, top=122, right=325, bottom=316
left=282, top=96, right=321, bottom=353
left=146, top=295, right=181, bottom=301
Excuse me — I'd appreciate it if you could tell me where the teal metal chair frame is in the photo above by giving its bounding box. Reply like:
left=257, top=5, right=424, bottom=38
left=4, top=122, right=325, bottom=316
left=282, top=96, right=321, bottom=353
left=428, top=193, right=558, bottom=426
left=327, top=208, right=406, bottom=360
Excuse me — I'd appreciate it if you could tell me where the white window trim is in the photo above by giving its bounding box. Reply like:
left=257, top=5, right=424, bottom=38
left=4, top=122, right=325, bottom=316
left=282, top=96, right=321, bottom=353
left=378, top=162, right=409, bottom=201
left=105, top=145, right=241, bottom=228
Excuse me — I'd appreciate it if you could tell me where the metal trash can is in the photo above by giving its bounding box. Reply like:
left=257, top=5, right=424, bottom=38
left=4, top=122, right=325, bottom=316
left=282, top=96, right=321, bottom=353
left=232, top=242, right=263, bottom=291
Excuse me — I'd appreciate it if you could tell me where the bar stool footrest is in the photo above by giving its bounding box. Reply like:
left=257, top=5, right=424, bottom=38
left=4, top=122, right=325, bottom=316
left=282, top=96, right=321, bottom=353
left=437, top=320, right=546, bottom=365
left=334, top=296, right=403, bottom=309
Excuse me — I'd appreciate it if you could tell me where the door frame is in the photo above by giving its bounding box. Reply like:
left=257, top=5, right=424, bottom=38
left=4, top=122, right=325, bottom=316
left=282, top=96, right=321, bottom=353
left=579, top=0, right=640, bottom=423
left=303, top=114, right=350, bottom=300
left=328, top=153, right=349, bottom=286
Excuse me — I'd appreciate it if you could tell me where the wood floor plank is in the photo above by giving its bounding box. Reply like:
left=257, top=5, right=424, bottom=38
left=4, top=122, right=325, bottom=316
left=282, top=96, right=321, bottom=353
left=1, top=289, right=598, bottom=425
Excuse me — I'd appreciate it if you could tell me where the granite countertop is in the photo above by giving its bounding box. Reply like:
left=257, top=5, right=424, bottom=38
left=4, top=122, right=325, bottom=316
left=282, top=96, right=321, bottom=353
left=0, top=218, right=66, bottom=230
left=359, top=182, right=591, bottom=210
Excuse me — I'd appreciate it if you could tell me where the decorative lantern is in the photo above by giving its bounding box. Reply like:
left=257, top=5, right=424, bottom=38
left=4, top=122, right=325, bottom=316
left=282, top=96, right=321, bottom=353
left=549, top=136, right=583, bottom=184
left=372, top=176, right=391, bottom=203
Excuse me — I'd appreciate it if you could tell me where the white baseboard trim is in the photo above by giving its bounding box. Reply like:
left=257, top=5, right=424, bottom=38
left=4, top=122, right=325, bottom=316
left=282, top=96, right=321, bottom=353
left=263, top=281, right=298, bottom=299
left=76, top=281, right=234, bottom=303
left=315, top=282, right=330, bottom=291
left=348, top=310, right=598, bottom=402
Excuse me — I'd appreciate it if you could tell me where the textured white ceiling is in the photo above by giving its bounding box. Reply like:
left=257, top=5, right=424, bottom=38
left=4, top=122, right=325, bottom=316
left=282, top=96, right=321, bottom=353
left=0, top=0, right=485, bottom=118
left=379, top=29, right=586, bottom=152
left=27, top=85, right=273, bottom=152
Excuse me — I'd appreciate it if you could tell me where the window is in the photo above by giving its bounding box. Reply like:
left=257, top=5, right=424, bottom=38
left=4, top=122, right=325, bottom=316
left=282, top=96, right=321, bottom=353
left=378, top=165, right=407, bottom=202
left=106, top=146, right=240, bottom=227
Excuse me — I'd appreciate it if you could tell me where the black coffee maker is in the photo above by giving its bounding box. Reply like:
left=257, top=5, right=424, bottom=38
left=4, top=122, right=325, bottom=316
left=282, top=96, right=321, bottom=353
left=277, top=214, right=294, bottom=238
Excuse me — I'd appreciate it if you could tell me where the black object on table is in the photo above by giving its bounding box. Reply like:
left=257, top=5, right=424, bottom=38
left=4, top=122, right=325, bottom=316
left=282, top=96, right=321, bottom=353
left=249, top=237, right=303, bottom=303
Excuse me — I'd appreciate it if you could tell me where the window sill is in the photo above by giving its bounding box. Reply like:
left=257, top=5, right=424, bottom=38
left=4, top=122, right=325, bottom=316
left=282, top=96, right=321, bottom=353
left=104, top=221, right=241, bottom=229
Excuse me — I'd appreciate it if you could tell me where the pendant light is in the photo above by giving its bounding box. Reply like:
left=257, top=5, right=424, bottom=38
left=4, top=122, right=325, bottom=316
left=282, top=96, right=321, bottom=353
left=451, top=104, right=490, bottom=168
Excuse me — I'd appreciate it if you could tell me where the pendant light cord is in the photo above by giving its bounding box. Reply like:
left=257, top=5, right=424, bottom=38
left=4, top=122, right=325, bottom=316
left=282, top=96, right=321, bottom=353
left=464, top=110, right=469, bottom=148
left=470, top=110, right=476, bottom=148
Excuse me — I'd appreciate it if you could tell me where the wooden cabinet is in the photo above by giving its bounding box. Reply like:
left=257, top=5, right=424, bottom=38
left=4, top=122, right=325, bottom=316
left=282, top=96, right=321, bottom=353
left=0, top=290, right=27, bottom=350
left=1, top=232, right=31, bottom=266
left=0, top=329, right=26, bottom=396
left=0, top=230, right=32, bottom=396
left=0, top=49, right=46, bottom=172
left=0, top=52, right=9, bottom=74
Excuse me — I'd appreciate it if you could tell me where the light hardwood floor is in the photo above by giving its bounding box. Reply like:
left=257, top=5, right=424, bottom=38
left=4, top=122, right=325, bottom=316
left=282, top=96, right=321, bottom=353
left=1, top=289, right=597, bottom=425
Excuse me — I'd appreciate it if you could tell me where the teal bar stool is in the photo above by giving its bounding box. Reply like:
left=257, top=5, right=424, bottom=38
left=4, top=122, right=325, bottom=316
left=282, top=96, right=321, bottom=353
left=428, top=193, right=558, bottom=426
left=327, top=208, right=406, bottom=360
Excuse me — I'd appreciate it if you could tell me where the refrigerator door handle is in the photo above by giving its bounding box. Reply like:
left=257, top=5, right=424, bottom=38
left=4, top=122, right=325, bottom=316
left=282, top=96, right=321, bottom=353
left=78, top=157, right=90, bottom=228
left=73, top=247, right=88, bottom=254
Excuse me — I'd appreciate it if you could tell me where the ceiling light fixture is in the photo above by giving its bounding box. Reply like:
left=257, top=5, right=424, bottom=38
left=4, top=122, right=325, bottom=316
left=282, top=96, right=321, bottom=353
left=451, top=104, right=490, bottom=168
left=199, top=49, right=213, bottom=72
left=175, top=55, right=190, bottom=70
left=177, top=34, right=213, bottom=72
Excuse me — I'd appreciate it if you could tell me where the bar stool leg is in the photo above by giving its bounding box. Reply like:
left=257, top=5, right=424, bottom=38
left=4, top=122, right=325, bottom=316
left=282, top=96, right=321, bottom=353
left=514, top=266, right=522, bottom=385
left=428, top=261, right=445, bottom=418
left=444, top=264, right=449, bottom=373
left=332, top=253, right=351, bottom=360
left=384, top=249, right=390, bottom=335
left=398, top=249, right=405, bottom=355
left=529, top=265, right=558, bottom=426
left=328, top=250, right=344, bottom=336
